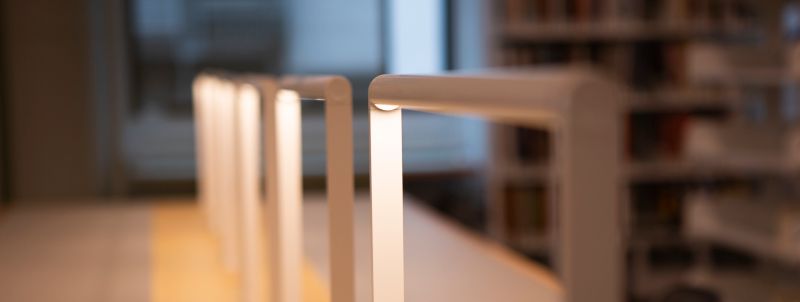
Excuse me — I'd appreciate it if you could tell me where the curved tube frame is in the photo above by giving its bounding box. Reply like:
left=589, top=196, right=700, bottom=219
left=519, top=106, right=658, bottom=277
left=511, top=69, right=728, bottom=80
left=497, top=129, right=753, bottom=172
left=192, top=73, right=215, bottom=231
left=208, top=74, right=242, bottom=273
left=368, top=68, right=624, bottom=302
left=279, top=76, right=355, bottom=302
left=236, top=79, right=278, bottom=302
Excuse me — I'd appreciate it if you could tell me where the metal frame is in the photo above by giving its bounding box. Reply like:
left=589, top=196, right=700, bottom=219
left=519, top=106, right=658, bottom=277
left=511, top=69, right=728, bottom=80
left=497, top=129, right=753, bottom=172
left=278, top=76, right=355, bottom=302
left=236, top=79, right=278, bottom=302
left=192, top=74, right=216, bottom=231
left=193, top=73, right=252, bottom=275
left=216, top=76, right=242, bottom=273
left=264, top=87, right=304, bottom=302
left=368, top=68, right=624, bottom=302
left=195, top=74, right=355, bottom=302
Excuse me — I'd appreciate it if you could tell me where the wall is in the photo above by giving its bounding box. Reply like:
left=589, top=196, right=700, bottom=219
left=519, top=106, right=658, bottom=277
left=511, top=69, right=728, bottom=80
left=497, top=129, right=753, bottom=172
left=1, top=0, right=99, bottom=200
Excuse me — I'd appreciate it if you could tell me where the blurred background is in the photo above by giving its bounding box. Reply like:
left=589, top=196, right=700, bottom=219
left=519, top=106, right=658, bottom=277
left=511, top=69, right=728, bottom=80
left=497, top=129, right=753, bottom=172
left=3, top=0, right=800, bottom=301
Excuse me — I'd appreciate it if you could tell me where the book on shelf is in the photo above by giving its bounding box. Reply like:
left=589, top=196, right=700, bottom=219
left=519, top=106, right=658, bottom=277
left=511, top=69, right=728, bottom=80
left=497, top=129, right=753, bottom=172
left=499, top=0, right=756, bottom=28
left=499, top=41, right=707, bottom=93
left=663, top=0, right=690, bottom=25
left=503, top=183, right=548, bottom=244
left=627, top=110, right=728, bottom=161
left=664, top=41, right=688, bottom=87
left=631, top=41, right=666, bottom=90
left=505, top=0, right=526, bottom=23
left=532, top=0, right=551, bottom=22
left=513, top=127, right=550, bottom=164
left=632, top=183, right=684, bottom=236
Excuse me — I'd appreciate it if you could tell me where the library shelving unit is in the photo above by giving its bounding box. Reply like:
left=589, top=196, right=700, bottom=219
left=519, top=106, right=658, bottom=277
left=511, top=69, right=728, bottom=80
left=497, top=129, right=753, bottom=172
left=368, top=68, right=624, bottom=302
left=487, top=0, right=800, bottom=300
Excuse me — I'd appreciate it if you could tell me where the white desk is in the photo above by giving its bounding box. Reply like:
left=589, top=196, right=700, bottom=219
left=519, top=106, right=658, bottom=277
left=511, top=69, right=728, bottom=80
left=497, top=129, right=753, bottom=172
left=302, top=193, right=563, bottom=302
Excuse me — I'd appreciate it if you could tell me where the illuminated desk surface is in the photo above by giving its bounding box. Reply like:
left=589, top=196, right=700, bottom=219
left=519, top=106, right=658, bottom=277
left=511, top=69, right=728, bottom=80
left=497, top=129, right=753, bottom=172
left=0, top=195, right=562, bottom=302
left=303, top=193, right=563, bottom=302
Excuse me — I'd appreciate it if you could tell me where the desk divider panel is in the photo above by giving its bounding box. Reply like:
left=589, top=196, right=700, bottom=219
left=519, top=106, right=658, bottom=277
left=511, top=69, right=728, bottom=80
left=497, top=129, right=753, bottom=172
left=280, top=76, right=355, bottom=302
left=195, top=73, right=356, bottom=302
left=192, top=74, right=216, bottom=232
left=262, top=87, right=304, bottom=302
left=222, top=77, right=244, bottom=273
left=367, top=68, right=624, bottom=302
left=195, top=74, right=242, bottom=273
left=194, top=74, right=276, bottom=301
left=368, top=105, right=405, bottom=302
left=194, top=74, right=234, bottom=241
left=235, top=80, right=277, bottom=302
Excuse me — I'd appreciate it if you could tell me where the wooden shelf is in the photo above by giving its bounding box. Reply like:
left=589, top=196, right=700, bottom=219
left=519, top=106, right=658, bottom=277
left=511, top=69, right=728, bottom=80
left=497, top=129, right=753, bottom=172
left=499, top=22, right=759, bottom=42
left=495, top=163, right=552, bottom=181
left=495, top=155, right=795, bottom=183
left=627, top=157, right=796, bottom=182
left=507, top=233, right=552, bottom=254
left=627, top=88, right=737, bottom=112
left=686, top=198, right=800, bottom=265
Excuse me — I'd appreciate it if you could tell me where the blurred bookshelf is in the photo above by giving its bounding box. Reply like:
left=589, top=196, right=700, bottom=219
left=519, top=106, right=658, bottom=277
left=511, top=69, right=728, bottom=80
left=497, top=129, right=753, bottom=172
left=484, top=0, right=800, bottom=300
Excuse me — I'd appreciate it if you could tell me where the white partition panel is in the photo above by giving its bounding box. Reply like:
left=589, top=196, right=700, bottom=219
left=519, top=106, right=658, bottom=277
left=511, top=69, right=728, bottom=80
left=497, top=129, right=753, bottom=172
left=193, top=74, right=227, bottom=237
left=236, top=81, right=277, bottom=302
left=217, top=79, right=241, bottom=273
left=193, top=74, right=243, bottom=272
left=192, top=74, right=214, bottom=229
left=368, top=68, right=625, bottom=302
left=368, top=105, right=405, bottom=302
left=280, top=76, right=355, bottom=302
left=263, top=88, right=304, bottom=302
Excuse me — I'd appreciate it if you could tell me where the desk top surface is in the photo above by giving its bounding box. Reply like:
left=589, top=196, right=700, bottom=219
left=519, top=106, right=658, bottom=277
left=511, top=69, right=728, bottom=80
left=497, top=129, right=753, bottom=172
left=303, top=193, right=563, bottom=302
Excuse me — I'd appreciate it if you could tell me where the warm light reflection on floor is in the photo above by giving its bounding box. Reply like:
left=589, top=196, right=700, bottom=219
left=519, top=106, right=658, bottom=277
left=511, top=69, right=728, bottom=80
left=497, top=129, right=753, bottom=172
left=151, top=200, right=330, bottom=302
left=152, top=201, right=240, bottom=302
